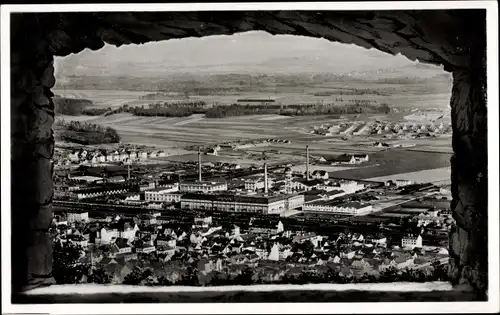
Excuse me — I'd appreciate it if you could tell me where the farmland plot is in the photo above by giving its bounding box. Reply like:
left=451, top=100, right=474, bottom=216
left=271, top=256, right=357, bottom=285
left=328, top=149, right=452, bottom=180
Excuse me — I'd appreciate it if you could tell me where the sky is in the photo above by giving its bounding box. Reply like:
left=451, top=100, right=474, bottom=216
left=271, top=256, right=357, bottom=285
left=54, top=31, right=445, bottom=78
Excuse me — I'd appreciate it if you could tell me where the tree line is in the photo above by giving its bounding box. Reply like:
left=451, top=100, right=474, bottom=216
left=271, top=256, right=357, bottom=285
left=205, top=102, right=391, bottom=118
left=104, top=101, right=208, bottom=117
left=54, top=119, right=121, bottom=145
left=81, top=107, right=112, bottom=116
left=104, top=100, right=390, bottom=118
left=139, top=92, right=189, bottom=100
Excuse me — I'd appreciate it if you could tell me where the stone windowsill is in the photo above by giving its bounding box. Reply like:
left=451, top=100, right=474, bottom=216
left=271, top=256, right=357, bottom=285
left=13, top=282, right=481, bottom=303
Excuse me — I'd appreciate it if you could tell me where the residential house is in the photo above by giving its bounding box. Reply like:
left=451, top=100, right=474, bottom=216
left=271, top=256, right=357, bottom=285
left=401, top=234, right=423, bottom=249
left=249, top=220, right=284, bottom=235
left=119, top=151, right=129, bottom=161
left=206, top=148, right=218, bottom=156
left=156, top=234, right=177, bottom=248
left=128, top=151, right=138, bottom=160
left=67, top=210, right=89, bottom=223
left=333, top=154, right=369, bottom=165
left=311, top=170, right=329, bottom=180
left=197, top=258, right=214, bottom=275
left=135, top=242, right=156, bottom=254
left=194, top=216, right=213, bottom=228
left=111, top=237, right=133, bottom=255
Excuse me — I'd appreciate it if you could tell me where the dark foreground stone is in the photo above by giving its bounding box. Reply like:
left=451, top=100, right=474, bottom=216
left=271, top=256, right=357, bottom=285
left=13, top=289, right=482, bottom=304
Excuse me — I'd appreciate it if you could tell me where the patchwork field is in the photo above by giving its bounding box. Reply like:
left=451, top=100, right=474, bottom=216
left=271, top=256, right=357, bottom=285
left=58, top=113, right=331, bottom=147
left=57, top=109, right=452, bottom=180
left=52, top=87, right=451, bottom=109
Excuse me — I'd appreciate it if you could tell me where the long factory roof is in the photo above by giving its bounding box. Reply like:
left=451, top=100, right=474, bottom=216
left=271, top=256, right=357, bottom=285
left=182, top=192, right=301, bottom=204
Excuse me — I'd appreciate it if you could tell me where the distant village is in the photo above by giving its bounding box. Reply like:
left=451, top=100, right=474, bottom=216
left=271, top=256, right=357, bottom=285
left=310, top=121, right=452, bottom=137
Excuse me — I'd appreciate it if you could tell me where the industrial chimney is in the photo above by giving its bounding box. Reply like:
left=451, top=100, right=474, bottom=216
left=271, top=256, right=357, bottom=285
left=264, top=163, right=269, bottom=194
left=306, top=145, right=310, bottom=181
left=198, top=147, right=202, bottom=182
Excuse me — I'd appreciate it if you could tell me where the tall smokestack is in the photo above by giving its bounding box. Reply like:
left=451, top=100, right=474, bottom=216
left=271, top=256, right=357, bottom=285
left=198, top=147, right=202, bottom=182
left=306, top=145, right=310, bottom=181
left=264, top=163, right=268, bottom=194
left=127, top=162, right=131, bottom=181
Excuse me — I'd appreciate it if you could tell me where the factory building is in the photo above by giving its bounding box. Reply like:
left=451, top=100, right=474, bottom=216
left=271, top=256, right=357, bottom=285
left=71, top=186, right=128, bottom=200
left=144, top=185, right=180, bottom=202
left=318, top=180, right=365, bottom=194
left=303, top=200, right=373, bottom=215
left=180, top=192, right=304, bottom=215
left=66, top=210, right=89, bottom=223
left=179, top=181, right=228, bottom=193
left=244, top=177, right=274, bottom=191
left=244, top=164, right=274, bottom=192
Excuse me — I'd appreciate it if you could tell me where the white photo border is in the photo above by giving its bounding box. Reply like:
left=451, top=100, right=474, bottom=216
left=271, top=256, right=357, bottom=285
left=1, top=1, right=498, bottom=314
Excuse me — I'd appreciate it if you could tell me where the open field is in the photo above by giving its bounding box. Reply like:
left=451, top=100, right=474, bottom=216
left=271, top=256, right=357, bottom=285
left=56, top=111, right=452, bottom=176
left=54, top=87, right=450, bottom=108
left=154, top=154, right=266, bottom=167
left=57, top=113, right=330, bottom=147
left=367, top=167, right=451, bottom=183
left=328, top=150, right=451, bottom=180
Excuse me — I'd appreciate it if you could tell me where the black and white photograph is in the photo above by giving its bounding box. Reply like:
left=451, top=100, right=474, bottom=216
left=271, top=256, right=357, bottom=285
left=1, top=1, right=499, bottom=313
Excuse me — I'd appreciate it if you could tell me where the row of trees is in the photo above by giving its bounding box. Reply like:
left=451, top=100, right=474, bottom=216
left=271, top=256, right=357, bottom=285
left=104, top=101, right=208, bottom=117
left=205, top=102, right=391, bottom=118
left=81, top=107, right=112, bottom=116
left=139, top=92, right=190, bottom=100
left=97, top=99, right=390, bottom=119
left=312, top=88, right=388, bottom=96
left=54, top=119, right=121, bottom=144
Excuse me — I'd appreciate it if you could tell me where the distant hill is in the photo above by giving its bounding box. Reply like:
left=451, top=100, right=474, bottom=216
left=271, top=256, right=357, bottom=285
left=53, top=31, right=452, bottom=108
left=54, top=31, right=448, bottom=80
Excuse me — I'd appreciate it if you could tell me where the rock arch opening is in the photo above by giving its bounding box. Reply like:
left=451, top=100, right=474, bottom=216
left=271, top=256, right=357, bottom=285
left=10, top=10, right=487, bottom=299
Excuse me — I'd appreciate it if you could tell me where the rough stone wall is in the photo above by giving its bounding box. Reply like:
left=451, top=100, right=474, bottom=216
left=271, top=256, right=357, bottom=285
left=30, top=10, right=481, bottom=70
left=11, top=14, right=57, bottom=291
left=9, top=10, right=488, bottom=298
left=449, top=24, right=488, bottom=298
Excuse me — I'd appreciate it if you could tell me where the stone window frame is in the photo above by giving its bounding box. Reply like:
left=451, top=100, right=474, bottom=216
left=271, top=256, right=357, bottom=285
left=4, top=8, right=491, bottom=302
